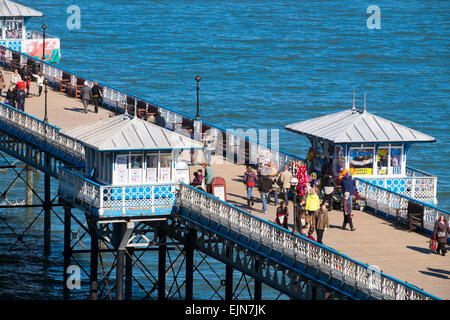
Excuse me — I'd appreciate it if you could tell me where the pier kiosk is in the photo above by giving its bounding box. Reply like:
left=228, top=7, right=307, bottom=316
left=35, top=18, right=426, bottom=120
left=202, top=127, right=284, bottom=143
left=0, top=0, right=61, bottom=62
left=285, top=107, right=437, bottom=204
left=59, top=114, right=203, bottom=218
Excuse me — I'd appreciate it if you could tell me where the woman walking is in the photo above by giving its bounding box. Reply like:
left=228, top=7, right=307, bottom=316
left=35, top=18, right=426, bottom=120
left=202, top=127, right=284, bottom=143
left=243, top=166, right=258, bottom=207
left=433, top=214, right=450, bottom=256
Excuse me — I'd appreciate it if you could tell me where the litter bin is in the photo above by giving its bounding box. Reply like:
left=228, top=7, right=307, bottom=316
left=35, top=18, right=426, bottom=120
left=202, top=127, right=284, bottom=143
left=210, top=177, right=226, bottom=202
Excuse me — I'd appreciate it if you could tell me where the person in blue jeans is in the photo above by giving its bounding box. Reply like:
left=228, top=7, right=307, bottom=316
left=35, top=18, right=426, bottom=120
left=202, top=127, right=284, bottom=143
left=243, top=166, right=258, bottom=207
left=341, top=171, right=356, bottom=204
left=258, top=173, right=273, bottom=214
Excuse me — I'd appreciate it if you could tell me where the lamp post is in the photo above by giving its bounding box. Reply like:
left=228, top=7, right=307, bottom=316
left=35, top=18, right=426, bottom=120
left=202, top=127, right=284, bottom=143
left=42, top=24, right=47, bottom=61
left=195, top=75, right=201, bottom=120
left=44, top=79, right=48, bottom=124
left=290, top=178, right=299, bottom=234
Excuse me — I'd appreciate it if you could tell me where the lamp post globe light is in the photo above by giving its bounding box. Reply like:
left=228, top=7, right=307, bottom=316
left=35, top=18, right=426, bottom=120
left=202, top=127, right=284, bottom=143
left=42, top=24, right=47, bottom=61
left=195, top=75, right=201, bottom=120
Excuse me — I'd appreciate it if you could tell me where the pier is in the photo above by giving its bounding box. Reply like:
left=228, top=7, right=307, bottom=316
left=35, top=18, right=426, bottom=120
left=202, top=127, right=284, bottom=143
left=0, top=47, right=448, bottom=300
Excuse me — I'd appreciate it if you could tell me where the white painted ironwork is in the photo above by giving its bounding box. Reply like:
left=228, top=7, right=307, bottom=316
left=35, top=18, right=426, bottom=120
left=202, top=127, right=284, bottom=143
left=356, top=178, right=448, bottom=234
left=0, top=102, right=85, bottom=161
left=58, top=168, right=177, bottom=218
left=177, top=183, right=437, bottom=300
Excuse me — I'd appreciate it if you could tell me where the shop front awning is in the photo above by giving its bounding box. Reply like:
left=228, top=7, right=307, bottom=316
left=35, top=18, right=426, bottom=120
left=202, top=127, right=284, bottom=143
left=62, top=114, right=204, bottom=152
left=0, top=0, right=43, bottom=17
left=285, top=109, right=436, bottom=144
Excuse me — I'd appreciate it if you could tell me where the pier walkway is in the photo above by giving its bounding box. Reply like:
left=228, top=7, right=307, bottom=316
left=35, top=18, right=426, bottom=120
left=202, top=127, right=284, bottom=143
left=0, top=64, right=447, bottom=299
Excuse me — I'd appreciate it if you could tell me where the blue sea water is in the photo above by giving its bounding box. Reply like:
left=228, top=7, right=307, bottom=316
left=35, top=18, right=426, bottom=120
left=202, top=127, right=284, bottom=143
left=0, top=1, right=448, bottom=299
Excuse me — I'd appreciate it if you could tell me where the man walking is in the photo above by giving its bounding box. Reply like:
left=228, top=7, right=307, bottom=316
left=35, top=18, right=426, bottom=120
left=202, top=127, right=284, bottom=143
left=81, top=81, right=92, bottom=114
left=342, top=192, right=356, bottom=231
left=258, top=173, right=273, bottom=214
left=341, top=171, right=356, bottom=203
left=91, top=81, right=103, bottom=113
left=312, top=204, right=329, bottom=244
left=279, top=165, right=293, bottom=204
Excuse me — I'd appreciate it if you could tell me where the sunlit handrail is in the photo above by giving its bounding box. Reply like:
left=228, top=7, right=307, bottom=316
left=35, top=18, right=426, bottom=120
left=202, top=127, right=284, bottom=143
left=177, top=183, right=439, bottom=300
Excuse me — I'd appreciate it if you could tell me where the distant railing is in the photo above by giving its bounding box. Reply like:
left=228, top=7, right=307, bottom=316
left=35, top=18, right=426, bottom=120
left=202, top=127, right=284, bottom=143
left=177, top=183, right=438, bottom=300
left=59, top=168, right=177, bottom=218
left=0, top=46, right=304, bottom=170
left=356, top=178, right=448, bottom=236
left=360, top=176, right=437, bottom=203
left=0, top=102, right=85, bottom=162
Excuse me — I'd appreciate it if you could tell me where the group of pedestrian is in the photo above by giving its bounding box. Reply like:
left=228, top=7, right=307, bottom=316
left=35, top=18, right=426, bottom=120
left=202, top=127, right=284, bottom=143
left=2, top=67, right=45, bottom=112
left=80, top=81, right=103, bottom=114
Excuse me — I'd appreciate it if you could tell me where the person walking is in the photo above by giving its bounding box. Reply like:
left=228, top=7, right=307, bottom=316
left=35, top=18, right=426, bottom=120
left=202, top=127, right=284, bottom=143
left=5, top=84, right=16, bottom=107
left=279, top=165, right=293, bottom=203
left=433, top=214, right=450, bottom=256
left=341, top=171, right=356, bottom=204
left=0, top=70, right=5, bottom=96
left=31, top=71, right=44, bottom=97
left=91, top=81, right=103, bottom=113
left=323, top=171, right=337, bottom=211
left=258, top=173, right=273, bottom=214
left=20, top=65, right=31, bottom=97
left=268, top=173, right=280, bottom=206
left=203, top=162, right=214, bottom=193
left=305, top=187, right=320, bottom=218
left=342, top=192, right=356, bottom=231
left=81, top=81, right=92, bottom=114
left=16, top=82, right=26, bottom=111
left=243, top=166, right=258, bottom=207
left=10, top=69, right=22, bottom=87
left=275, top=201, right=289, bottom=229
left=311, top=204, right=329, bottom=244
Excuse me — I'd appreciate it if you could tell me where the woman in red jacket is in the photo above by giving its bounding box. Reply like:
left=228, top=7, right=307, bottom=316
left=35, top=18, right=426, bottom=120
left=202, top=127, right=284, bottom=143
left=433, top=214, right=450, bottom=256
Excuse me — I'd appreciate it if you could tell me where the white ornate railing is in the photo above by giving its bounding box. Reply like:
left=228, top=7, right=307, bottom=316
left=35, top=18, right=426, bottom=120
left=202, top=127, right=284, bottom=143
left=361, top=176, right=437, bottom=203
left=58, top=168, right=177, bottom=218
left=177, top=183, right=438, bottom=300
left=356, top=178, right=448, bottom=235
left=0, top=102, right=85, bottom=161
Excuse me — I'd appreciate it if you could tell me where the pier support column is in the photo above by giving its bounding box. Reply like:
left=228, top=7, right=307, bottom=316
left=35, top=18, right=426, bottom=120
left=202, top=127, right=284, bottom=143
left=63, top=205, right=71, bottom=300
left=43, top=168, right=51, bottom=254
left=225, top=246, right=233, bottom=301
left=89, top=219, right=99, bottom=300
left=116, top=249, right=124, bottom=300
left=125, top=247, right=133, bottom=300
left=25, top=165, right=33, bottom=206
left=185, top=229, right=196, bottom=300
left=158, top=232, right=167, bottom=300
left=254, top=258, right=262, bottom=301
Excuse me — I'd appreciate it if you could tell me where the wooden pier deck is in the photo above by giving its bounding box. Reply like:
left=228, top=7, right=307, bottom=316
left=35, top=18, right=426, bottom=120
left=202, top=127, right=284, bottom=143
left=2, top=69, right=449, bottom=300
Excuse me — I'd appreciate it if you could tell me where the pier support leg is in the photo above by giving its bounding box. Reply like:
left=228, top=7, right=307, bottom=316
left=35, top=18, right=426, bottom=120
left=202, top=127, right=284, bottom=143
left=116, top=249, right=124, bottom=300
left=89, top=220, right=98, bottom=300
left=158, top=232, right=167, bottom=300
left=125, top=248, right=133, bottom=300
left=254, top=258, right=262, bottom=301
left=43, top=170, right=51, bottom=255
left=185, top=229, right=196, bottom=300
left=63, top=205, right=71, bottom=300
left=25, top=165, right=33, bottom=206
left=225, top=246, right=233, bottom=301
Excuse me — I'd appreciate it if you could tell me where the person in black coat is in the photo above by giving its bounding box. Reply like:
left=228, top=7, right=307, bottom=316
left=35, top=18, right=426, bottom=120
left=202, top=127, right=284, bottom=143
left=91, top=81, right=103, bottom=113
left=258, top=174, right=273, bottom=214
left=433, top=214, right=450, bottom=256
left=5, top=85, right=16, bottom=107
left=323, top=171, right=337, bottom=211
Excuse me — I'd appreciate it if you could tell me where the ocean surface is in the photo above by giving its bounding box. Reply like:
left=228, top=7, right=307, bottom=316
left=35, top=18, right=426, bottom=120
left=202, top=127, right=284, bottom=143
left=0, top=0, right=448, bottom=299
